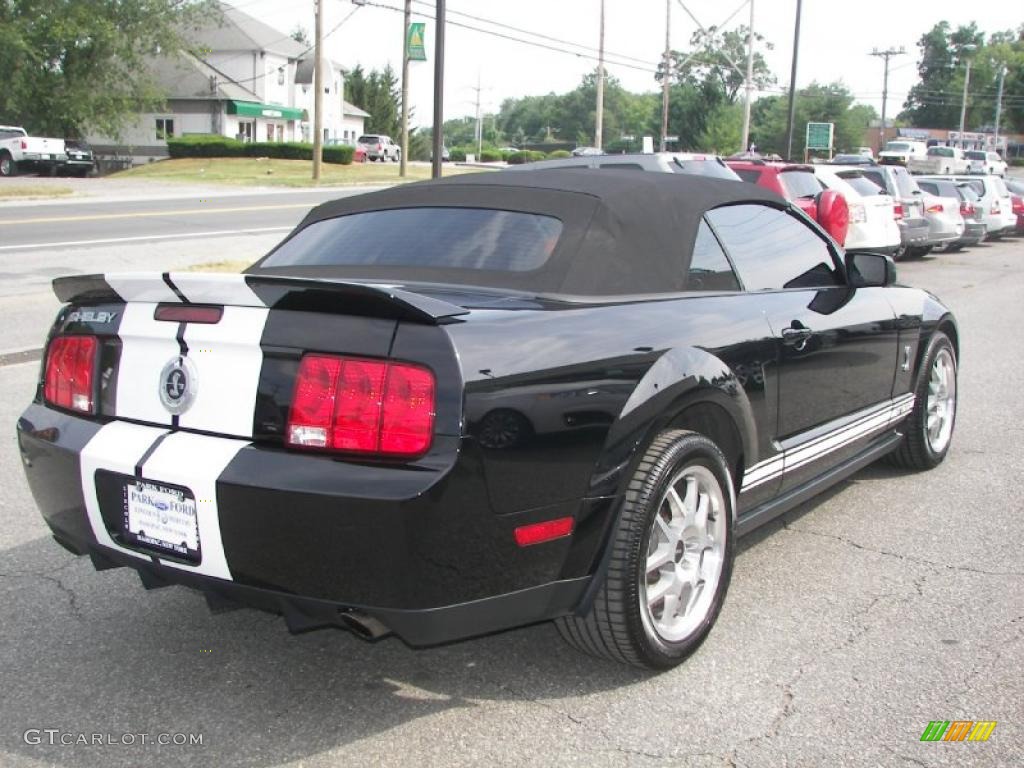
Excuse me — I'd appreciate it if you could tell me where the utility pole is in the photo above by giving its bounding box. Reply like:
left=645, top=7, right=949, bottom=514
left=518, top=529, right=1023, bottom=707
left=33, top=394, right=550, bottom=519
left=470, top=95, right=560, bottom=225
left=660, top=0, right=671, bottom=152
left=595, top=0, right=605, bottom=150
left=312, top=0, right=324, bottom=180
left=783, top=0, right=802, bottom=162
left=431, top=0, right=446, bottom=178
left=400, top=0, right=411, bottom=178
left=869, top=46, right=904, bottom=153
left=957, top=44, right=977, bottom=149
left=994, top=65, right=1007, bottom=147
left=740, top=0, right=755, bottom=153
left=473, top=72, right=483, bottom=158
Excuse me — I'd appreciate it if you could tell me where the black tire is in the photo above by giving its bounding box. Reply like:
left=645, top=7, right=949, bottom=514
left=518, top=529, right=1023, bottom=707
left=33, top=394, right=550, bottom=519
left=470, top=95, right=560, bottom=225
left=556, top=429, right=735, bottom=669
left=0, top=152, right=16, bottom=177
left=887, top=331, right=957, bottom=471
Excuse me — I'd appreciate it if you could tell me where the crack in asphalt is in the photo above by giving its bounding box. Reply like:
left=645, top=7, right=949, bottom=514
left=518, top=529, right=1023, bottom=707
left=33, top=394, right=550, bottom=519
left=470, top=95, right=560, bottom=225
left=781, top=523, right=1024, bottom=578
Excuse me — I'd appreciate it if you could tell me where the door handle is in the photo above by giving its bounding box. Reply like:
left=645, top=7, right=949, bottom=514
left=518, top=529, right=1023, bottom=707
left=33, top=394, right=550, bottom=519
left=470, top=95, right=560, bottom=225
left=781, top=325, right=813, bottom=350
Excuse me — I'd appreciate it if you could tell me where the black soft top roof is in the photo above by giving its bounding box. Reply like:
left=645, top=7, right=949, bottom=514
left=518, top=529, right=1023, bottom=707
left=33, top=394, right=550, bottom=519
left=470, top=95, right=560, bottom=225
left=250, top=169, right=785, bottom=296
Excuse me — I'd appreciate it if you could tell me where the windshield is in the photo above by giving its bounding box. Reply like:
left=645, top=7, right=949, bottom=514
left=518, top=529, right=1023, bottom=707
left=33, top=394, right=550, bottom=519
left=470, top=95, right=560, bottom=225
left=884, top=142, right=911, bottom=152
left=778, top=170, right=823, bottom=199
left=261, top=207, right=563, bottom=272
left=837, top=172, right=884, bottom=197
left=670, top=156, right=741, bottom=180
left=965, top=151, right=986, bottom=161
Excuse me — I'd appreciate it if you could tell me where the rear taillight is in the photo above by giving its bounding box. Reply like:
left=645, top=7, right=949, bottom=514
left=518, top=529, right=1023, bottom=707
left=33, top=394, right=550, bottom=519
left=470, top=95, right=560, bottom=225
left=959, top=202, right=973, bottom=216
left=893, top=203, right=904, bottom=220
left=991, top=201, right=1000, bottom=215
left=286, top=354, right=435, bottom=457
left=926, top=203, right=943, bottom=214
left=20, top=139, right=28, bottom=149
left=1012, top=196, right=1024, bottom=215
left=44, top=336, right=98, bottom=414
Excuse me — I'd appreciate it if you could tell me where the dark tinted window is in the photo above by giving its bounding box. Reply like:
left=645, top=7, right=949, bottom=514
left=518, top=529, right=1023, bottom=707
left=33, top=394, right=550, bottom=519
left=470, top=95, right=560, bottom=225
left=837, top=173, right=885, bottom=197
left=707, top=204, right=841, bottom=291
left=957, top=185, right=980, bottom=202
left=357, top=135, right=380, bottom=143
left=734, top=168, right=761, bottom=184
left=778, top=170, right=823, bottom=200
left=961, top=179, right=985, bottom=196
left=965, top=151, right=986, bottom=161
left=262, top=208, right=562, bottom=272
left=687, top=220, right=740, bottom=291
left=599, top=163, right=644, bottom=171
left=917, top=181, right=938, bottom=196
left=892, top=167, right=920, bottom=198
left=859, top=169, right=889, bottom=193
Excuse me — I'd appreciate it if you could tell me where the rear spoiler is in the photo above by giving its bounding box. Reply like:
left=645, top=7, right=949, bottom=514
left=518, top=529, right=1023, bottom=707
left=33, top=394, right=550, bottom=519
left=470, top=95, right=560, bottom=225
left=53, top=272, right=470, bottom=325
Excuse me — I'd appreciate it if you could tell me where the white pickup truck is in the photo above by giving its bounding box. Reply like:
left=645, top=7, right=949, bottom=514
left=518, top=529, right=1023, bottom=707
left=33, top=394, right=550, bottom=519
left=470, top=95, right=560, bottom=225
left=878, top=140, right=928, bottom=167
left=0, top=125, right=69, bottom=177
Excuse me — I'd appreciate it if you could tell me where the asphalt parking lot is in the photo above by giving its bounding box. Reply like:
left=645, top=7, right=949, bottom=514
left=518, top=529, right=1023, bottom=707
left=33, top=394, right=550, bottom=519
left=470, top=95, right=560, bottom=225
left=1, top=237, right=1022, bottom=767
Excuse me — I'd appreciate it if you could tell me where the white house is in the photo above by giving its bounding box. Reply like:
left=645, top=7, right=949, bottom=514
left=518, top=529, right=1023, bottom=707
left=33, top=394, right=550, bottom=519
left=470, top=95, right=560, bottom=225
left=87, top=3, right=367, bottom=163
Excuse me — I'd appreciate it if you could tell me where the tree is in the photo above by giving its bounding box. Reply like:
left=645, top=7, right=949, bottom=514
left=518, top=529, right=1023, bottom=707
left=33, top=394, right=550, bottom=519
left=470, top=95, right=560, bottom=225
left=344, top=64, right=401, bottom=137
left=751, top=82, right=877, bottom=158
left=0, top=0, right=218, bottom=138
left=664, top=26, right=775, bottom=103
left=290, top=26, right=310, bottom=46
left=900, top=22, right=1024, bottom=134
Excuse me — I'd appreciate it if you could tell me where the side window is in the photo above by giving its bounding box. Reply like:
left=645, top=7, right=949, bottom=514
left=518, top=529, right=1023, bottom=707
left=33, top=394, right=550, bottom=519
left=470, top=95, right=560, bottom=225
left=706, top=204, right=842, bottom=291
left=734, top=168, right=761, bottom=184
left=687, top=220, right=740, bottom=291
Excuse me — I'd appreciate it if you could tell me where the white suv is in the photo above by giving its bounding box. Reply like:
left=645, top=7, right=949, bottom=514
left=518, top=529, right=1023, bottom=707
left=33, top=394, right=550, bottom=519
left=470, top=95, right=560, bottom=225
left=357, top=134, right=400, bottom=163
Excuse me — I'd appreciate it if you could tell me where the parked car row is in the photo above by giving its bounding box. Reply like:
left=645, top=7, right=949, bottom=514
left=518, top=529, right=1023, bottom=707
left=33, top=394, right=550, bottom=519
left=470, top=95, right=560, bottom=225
left=0, top=125, right=95, bottom=177
left=876, top=138, right=1009, bottom=178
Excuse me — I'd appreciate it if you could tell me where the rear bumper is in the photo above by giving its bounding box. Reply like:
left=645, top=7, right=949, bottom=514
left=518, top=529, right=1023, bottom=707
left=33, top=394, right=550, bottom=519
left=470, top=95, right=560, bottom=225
left=898, top=218, right=930, bottom=246
left=17, top=404, right=606, bottom=644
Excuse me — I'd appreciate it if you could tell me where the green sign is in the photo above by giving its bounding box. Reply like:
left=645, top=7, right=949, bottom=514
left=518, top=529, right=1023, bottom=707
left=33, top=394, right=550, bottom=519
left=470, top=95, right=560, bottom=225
left=805, top=122, right=834, bottom=150
left=407, top=23, right=426, bottom=61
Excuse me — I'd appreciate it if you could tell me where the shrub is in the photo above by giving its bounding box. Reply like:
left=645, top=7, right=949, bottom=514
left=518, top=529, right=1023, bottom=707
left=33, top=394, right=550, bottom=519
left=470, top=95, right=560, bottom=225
left=546, top=149, right=571, bottom=159
left=165, top=134, right=353, bottom=164
left=479, top=149, right=502, bottom=162
left=1009, top=157, right=1024, bottom=168
left=506, top=150, right=533, bottom=165
left=449, top=147, right=467, bottom=162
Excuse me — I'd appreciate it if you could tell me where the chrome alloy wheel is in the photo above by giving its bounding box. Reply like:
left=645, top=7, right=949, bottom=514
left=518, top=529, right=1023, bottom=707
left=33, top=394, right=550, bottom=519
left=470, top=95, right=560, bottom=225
left=925, top=347, right=957, bottom=454
left=641, top=465, right=727, bottom=644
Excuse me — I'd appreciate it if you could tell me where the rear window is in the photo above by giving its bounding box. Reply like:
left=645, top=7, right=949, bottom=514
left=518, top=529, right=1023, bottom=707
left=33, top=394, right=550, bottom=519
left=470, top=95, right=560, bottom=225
left=0, top=128, right=26, bottom=140
left=837, top=173, right=885, bottom=197
left=917, top=181, right=938, bottom=196
left=965, top=151, right=986, bottom=161
left=961, top=179, right=985, bottom=196
left=778, top=170, right=823, bottom=200
left=357, top=135, right=380, bottom=143
left=261, top=208, right=563, bottom=272
left=734, top=168, right=761, bottom=184
left=928, top=147, right=954, bottom=157
left=860, top=169, right=888, bottom=192
left=885, top=142, right=910, bottom=151
left=956, top=185, right=980, bottom=202
left=671, top=157, right=741, bottom=180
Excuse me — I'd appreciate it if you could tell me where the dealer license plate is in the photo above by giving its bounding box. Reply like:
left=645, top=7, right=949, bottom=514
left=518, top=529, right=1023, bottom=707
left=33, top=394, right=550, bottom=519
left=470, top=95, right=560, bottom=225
left=122, top=480, right=200, bottom=561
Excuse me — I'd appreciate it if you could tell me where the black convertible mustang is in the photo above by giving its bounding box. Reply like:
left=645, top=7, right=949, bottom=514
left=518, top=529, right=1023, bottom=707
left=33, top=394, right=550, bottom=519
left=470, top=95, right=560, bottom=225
left=18, top=171, right=959, bottom=669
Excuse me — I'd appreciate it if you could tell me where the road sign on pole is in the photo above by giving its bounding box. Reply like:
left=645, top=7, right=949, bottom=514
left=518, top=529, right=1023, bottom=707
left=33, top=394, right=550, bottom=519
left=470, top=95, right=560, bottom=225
left=805, top=122, right=833, bottom=151
left=407, top=22, right=426, bottom=61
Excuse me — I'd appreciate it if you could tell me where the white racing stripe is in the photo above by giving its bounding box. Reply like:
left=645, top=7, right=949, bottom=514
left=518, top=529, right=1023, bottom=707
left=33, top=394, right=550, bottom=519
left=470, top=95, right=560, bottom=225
left=138, top=432, right=249, bottom=580
left=168, top=272, right=264, bottom=306
left=178, top=305, right=269, bottom=437
left=114, top=302, right=180, bottom=426
left=79, top=421, right=169, bottom=563
left=106, top=274, right=182, bottom=304
left=741, top=394, right=915, bottom=493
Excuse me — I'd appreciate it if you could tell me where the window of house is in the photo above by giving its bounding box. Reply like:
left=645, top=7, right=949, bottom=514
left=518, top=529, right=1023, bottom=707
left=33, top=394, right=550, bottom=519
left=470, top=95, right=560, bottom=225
left=687, top=220, right=740, bottom=291
left=706, top=204, right=841, bottom=291
left=237, top=121, right=254, bottom=143
left=278, top=67, right=285, bottom=85
left=155, top=118, right=175, bottom=140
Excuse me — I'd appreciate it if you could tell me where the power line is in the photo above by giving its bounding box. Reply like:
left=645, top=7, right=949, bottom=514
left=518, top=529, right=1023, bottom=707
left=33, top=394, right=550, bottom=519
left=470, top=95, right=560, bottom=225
left=358, top=0, right=661, bottom=75
left=408, top=0, right=659, bottom=67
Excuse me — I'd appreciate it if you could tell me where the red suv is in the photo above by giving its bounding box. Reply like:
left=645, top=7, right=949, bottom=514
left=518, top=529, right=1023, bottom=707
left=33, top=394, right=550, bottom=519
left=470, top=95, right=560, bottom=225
left=727, top=160, right=849, bottom=246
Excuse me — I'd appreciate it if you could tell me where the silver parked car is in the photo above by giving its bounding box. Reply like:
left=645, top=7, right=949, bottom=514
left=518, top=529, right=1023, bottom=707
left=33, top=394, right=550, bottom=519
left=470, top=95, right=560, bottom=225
left=859, top=164, right=930, bottom=259
left=357, top=134, right=401, bottom=162
left=916, top=178, right=986, bottom=251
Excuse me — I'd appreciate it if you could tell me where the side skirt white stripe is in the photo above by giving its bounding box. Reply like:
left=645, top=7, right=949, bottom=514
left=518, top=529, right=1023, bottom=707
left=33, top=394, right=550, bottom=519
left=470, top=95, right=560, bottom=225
left=741, top=394, right=915, bottom=493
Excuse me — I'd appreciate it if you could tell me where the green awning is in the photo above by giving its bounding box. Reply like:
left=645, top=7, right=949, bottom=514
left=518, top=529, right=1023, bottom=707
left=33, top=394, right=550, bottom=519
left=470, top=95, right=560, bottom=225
left=227, top=100, right=305, bottom=121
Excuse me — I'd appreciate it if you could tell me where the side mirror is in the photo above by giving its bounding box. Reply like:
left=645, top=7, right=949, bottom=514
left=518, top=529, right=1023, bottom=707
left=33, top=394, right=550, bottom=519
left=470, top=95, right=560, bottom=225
left=846, top=251, right=897, bottom=288
left=815, top=189, right=850, bottom=246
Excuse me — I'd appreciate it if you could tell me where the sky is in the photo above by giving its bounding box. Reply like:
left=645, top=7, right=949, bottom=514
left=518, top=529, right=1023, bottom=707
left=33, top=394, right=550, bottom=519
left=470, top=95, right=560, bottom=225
left=226, top=0, right=1020, bottom=132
